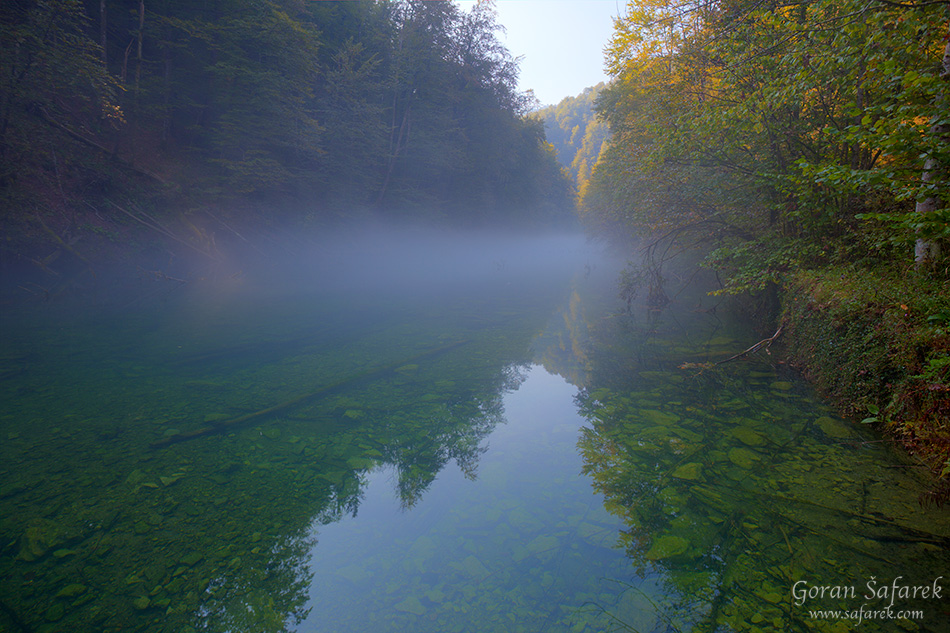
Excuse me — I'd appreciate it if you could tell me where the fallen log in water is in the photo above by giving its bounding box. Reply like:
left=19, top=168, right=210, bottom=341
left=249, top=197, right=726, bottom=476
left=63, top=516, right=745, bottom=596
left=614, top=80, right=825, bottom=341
left=150, top=339, right=470, bottom=448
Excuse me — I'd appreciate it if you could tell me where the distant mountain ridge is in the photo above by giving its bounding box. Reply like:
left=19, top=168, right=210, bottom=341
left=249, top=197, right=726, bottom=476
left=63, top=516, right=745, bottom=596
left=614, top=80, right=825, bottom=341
left=535, top=83, right=609, bottom=197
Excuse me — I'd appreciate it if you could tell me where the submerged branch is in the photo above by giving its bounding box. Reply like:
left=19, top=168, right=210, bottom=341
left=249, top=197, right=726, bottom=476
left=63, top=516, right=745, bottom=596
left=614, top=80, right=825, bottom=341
left=150, top=339, right=470, bottom=449
left=716, top=324, right=784, bottom=365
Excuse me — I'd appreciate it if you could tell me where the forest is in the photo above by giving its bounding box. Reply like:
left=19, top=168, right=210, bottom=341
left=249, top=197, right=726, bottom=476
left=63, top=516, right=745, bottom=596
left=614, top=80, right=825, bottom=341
left=0, top=0, right=575, bottom=281
left=536, top=83, right=609, bottom=200
left=581, top=0, right=949, bottom=482
left=2, top=0, right=947, bottom=479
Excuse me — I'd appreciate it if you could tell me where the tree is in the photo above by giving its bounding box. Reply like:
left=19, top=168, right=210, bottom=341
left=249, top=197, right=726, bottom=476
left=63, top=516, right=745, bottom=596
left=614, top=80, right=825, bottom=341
left=2, top=0, right=577, bottom=250
left=584, top=0, right=950, bottom=289
left=0, top=0, right=121, bottom=161
left=218, top=4, right=321, bottom=194
left=914, top=29, right=950, bottom=269
left=536, top=83, right=610, bottom=193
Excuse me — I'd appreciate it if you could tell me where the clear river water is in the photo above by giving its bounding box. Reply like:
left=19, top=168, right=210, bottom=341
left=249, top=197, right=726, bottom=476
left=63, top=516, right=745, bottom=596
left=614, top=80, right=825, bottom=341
left=1, top=230, right=948, bottom=633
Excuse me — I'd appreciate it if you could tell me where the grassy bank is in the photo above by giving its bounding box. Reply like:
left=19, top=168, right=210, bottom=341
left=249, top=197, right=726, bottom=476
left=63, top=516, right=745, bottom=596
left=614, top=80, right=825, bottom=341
left=780, top=264, right=950, bottom=501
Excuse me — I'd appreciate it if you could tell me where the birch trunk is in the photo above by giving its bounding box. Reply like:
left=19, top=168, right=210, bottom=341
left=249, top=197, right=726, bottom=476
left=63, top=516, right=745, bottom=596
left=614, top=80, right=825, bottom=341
left=915, top=31, right=950, bottom=269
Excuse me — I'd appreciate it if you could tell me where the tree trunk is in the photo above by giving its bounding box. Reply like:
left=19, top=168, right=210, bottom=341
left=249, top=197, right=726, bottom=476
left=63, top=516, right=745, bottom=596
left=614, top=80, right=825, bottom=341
left=915, top=155, right=941, bottom=267
left=915, top=32, right=950, bottom=269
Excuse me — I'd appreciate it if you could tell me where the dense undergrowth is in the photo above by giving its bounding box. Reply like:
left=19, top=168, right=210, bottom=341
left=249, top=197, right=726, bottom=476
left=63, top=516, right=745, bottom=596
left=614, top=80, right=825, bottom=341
left=781, top=264, right=950, bottom=499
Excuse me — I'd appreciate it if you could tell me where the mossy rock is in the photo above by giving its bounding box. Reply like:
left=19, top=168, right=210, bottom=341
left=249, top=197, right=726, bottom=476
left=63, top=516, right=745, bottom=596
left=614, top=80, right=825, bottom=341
left=640, top=409, right=680, bottom=425
left=55, top=583, right=87, bottom=599
left=525, top=535, right=559, bottom=556
left=16, top=518, right=65, bottom=562
left=671, top=462, right=703, bottom=481
left=816, top=416, right=855, bottom=439
left=729, top=427, right=766, bottom=447
left=728, top=447, right=761, bottom=469
left=640, top=426, right=674, bottom=442
left=394, top=596, right=426, bottom=615
left=645, top=535, right=689, bottom=560
left=160, top=474, right=183, bottom=486
left=45, top=602, right=65, bottom=621
left=425, top=588, right=446, bottom=603
left=458, top=554, right=491, bottom=579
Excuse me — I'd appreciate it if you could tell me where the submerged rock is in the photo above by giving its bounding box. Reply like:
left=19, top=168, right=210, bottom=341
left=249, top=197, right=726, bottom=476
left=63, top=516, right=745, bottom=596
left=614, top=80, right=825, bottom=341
left=160, top=474, right=183, bottom=487
left=728, top=447, right=761, bottom=469
left=55, top=583, right=87, bottom=598
left=729, top=427, right=767, bottom=447
left=525, top=535, right=559, bottom=556
left=640, top=409, right=680, bottom=425
left=576, top=522, right=617, bottom=550
left=45, top=602, right=65, bottom=621
left=394, top=596, right=426, bottom=615
left=645, top=535, right=689, bottom=560
left=816, top=416, right=855, bottom=439
left=16, top=518, right=65, bottom=562
left=425, top=588, right=446, bottom=603
left=458, top=554, right=491, bottom=579
left=125, top=469, right=148, bottom=486
left=671, top=462, right=703, bottom=481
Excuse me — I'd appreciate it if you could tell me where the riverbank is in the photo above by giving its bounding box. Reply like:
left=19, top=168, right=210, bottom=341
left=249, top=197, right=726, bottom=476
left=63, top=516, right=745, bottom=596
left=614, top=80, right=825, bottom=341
left=780, top=264, right=950, bottom=503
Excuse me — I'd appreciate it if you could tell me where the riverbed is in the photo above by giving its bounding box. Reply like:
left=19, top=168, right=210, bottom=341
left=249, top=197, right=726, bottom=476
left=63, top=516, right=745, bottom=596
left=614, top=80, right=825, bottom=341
left=1, top=231, right=947, bottom=633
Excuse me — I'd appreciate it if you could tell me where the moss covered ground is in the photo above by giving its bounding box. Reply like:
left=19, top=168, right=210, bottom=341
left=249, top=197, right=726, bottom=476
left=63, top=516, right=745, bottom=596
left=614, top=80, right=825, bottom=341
left=781, top=264, right=950, bottom=500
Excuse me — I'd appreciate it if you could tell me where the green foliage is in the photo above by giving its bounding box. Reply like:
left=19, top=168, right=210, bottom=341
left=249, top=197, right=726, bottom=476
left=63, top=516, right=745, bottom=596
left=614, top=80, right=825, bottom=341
left=861, top=403, right=880, bottom=425
left=535, top=84, right=610, bottom=195
left=202, top=1, right=324, bottom=196
left=704, top=238, right=824, bottom=296
left=584, top=0, right=950, bottom=279
left=856, top=206, right=950, bottom=251
left=0, top=0, right=121, bottom=171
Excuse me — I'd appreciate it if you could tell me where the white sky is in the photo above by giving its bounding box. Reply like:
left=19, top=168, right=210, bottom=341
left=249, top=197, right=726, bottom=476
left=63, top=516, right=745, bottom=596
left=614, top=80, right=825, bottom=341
left=457, top=0, right=622, bottom=106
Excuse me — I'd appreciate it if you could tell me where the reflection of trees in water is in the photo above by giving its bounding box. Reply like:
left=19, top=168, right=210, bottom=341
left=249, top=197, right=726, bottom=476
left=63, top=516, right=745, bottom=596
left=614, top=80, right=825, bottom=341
left=532, top=266, right=631, bottom=387
left=1, top=238, right=603, bottom=633
left=192, top=348, right=533, bottom=632
left=573, top=306, right=950, bottom=633
left=381, top=375, right=516, bottom=510
left=197, top=528, right=316, bottom=633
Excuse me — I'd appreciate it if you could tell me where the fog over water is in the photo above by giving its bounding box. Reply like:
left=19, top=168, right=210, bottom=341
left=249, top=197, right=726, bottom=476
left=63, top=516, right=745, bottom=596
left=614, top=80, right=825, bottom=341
left=3, top=223, right=948, bottom=633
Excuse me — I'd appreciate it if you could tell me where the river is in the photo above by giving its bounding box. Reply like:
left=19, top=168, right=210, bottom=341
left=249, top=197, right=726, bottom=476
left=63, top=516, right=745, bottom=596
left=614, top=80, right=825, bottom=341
left=1, top=230, right=947, bottom=632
